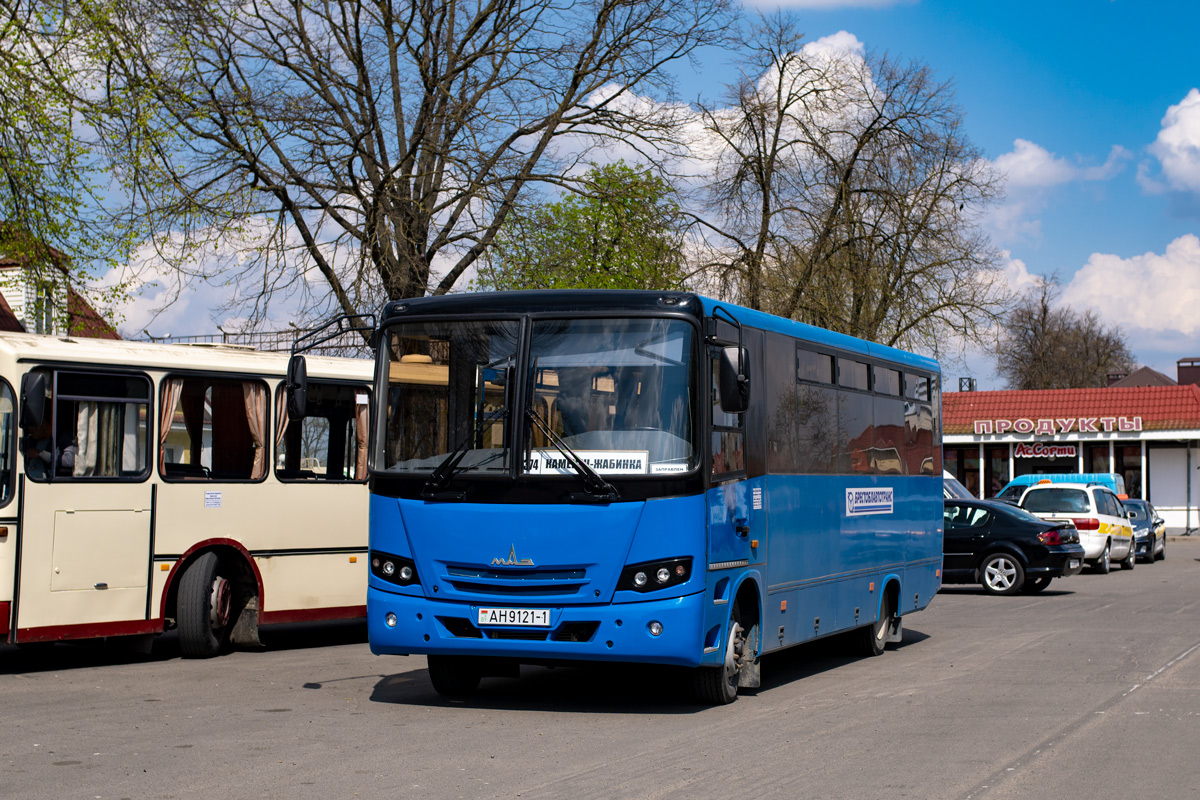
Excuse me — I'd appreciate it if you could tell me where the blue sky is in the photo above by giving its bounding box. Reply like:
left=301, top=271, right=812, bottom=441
left=117, top=0, right=1199, bottom=388
left=677, top=0, right=1200, bottom=387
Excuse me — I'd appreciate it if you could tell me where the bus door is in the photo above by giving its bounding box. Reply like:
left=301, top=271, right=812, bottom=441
left=13, top=369, right=154, bottom=640
left=708, top=344, right=754, bottom=567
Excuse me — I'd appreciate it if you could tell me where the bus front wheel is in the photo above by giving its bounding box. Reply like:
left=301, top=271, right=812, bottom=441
left=178, top=552, right=233, bottom=659
left=694, top=604, right=746, bottom=705
left=427, top=655, right=482, bottom=697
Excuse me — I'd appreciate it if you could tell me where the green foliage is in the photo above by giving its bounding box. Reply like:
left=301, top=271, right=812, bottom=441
left=475, top=162, right=689, bottom=292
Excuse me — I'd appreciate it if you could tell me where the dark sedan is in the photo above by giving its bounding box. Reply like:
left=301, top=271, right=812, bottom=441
left=943, top=499, right=1086, bottom=595
left=1125, top=499, right=1166, bottom=562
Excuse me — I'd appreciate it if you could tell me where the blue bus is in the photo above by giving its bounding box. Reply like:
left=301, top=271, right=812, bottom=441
left=356, top=291, right=942, bottom=704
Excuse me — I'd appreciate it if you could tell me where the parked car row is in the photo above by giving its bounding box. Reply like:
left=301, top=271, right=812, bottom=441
left=942, top=473, right=1166, bottom=595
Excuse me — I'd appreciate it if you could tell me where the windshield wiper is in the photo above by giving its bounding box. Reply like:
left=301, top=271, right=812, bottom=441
left=422, top=409, right=507, bottom=500
left=526, top=407, right=619, bottom=503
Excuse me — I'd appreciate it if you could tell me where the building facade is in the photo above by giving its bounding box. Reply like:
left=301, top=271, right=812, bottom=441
left=944, top=383, right=1200, bottom=533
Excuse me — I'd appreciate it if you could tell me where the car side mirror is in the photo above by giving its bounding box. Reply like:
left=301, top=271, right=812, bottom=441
left=718, top=346, right=750, bottom=414
left=285, top=354, right=308, bottom=420
left=19, top=371, right=47, bottom=430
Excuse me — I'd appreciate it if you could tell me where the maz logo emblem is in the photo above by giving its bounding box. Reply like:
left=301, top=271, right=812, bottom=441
left=492, top=545, right=535, bottom=567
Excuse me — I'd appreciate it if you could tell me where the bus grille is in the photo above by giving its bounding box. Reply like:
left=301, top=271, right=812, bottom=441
left=442, top=565, right=589, bottom=597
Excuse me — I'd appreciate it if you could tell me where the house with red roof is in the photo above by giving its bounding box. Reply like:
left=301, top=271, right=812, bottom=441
left=944, top=364, right=1200, bottom=532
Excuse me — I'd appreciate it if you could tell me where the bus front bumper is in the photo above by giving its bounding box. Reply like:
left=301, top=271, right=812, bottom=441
left=367, top=586, right=710, bottom=668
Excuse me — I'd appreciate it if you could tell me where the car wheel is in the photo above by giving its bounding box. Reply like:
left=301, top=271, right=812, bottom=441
left=1158, top=537, right=1166, bottom=561
left=1022, top=576, right=1052, bottom=593
left=980, top=553, right=1024, bottom=595
left=1121, top=541, right=1136, bottom=570
left=855, top=592, right=895, bottom=656
left=1093, top=542, right=1111, bottom=575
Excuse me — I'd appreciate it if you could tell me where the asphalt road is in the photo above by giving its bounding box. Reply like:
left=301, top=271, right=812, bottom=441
left=4, top=539, right=1200, bottom=800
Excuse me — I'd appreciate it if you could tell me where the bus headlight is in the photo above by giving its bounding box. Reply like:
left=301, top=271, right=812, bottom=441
left=371, top=550, right=419, bottom=587
left=620, top=557, right=692, bottom=593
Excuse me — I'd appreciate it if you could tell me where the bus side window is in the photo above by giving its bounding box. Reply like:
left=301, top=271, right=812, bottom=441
left=711, top=355, right=744, bottom=477
left=160, top=376, right=268, bottom=482
left=275, top=381, right=370, bottom=482
left=0, top=380, right=13, bottom=503
left=29, top=371, right=152, bottom=481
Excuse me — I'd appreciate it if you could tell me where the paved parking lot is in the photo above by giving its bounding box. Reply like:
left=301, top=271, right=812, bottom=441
left=4, top=539, right=1200, bottom=800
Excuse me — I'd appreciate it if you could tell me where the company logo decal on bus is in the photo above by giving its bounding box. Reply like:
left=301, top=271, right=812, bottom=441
left=846, top=488, right=895, bottom=517
left=492, top=545, right=535, bottom=567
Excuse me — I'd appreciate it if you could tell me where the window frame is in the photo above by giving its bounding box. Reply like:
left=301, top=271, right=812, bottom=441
left=0, top=377, right=15, bottom=505
left=273, top=379, right=372, bottom=484
left=24, top=368, right=154, bottom=484
left=158, top=372, right=272, bottom=484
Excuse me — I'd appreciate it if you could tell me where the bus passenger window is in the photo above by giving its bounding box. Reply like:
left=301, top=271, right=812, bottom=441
left=275, top=382, right=369, bottom=482
left=0, top=381, right=13, bottom=503
left=160, top=376, right=268, bottom=481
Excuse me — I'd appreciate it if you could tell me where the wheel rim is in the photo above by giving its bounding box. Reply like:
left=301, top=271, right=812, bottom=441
left=985, top=558, right=1017, bottom=591
left=1101, top=546, right=1109, bottom=570
left=210, top=576, right=232, bottom=630
left=723, top=621, right=745, bottom=689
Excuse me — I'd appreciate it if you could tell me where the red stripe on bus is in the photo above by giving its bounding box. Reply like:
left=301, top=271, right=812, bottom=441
left=259, top=605, right=367, bottom=625
left=16, top=618, right=165, bottom=643
left=0, top=601, right=10, bottom=637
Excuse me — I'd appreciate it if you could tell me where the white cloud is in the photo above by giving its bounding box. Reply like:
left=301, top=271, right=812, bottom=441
left=1066, top=233, right=1200, bottom=338
left=1146, top=88, right=1200, bottom=194
left=986, top=139, right=1129, bottom=243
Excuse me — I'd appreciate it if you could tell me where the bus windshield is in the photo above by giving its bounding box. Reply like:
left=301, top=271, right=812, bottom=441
left=380, top=317, right=697, bottom=478
left=525, top=318, right=696, bottom=477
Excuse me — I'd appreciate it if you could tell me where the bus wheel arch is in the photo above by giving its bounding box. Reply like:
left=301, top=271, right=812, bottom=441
left=168, top=544, right=262, bottom=657
left=693, top=577, right=762, bottom=705
left=859, top=578, right=902, bottom=657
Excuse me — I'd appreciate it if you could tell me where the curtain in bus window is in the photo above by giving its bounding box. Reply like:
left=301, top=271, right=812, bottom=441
left=122, top=403, right=141, bottom=472
left=355, top=400, right=368, bottom=479
left=242, top=382, right=267, bottom=480
left=159, top=378, right=184, bottom=473
left=73, top=402, right=120, bottom=477
left=274, top=388, right=289, bottom=446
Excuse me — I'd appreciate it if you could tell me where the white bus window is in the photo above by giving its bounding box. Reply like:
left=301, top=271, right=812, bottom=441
left=275, top=382, right=369, bottom=482
left=160, top=376, right=268, bottom=481
left=23, top=371, right=151, bottom=481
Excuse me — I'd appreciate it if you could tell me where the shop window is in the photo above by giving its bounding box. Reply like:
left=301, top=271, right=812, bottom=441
left=160, top=376, right=268, bottom=481
left=275, top=382, right=369, bottom=482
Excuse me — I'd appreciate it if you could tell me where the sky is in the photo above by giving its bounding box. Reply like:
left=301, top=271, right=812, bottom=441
left=688, top=0, right=1200, bottom=387
left=117, top=0, right=1200, bottom=389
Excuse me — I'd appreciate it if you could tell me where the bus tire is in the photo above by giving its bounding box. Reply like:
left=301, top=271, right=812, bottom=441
left=857, top=592, right=892, bottom=657
left=693, top=604, right=745, bottom=705
left=427, top=655, right=482, bottom=697
left=178, top=552, right=233, bottom=659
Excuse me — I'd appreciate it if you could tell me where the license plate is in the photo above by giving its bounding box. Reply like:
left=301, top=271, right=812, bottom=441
left=477, top=607, right=551, bottom=627
left=1069, top=559, right=1080, bottom=569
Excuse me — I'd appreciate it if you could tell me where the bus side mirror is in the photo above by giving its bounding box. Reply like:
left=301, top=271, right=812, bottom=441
left=718, top=346, right=750, bottom=414
left=286, top=355, right=308, bottom=421
left=19, top=371, right=46, bottom=429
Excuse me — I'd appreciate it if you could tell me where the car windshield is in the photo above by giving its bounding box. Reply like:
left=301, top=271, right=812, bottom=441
left=524, top=318, right=696, bottom=476
left=944, top=475, right=974, bottom=499
left=996, top=483, right=1024, bottom=499
left=1021, top=487, right=1090, bottom=514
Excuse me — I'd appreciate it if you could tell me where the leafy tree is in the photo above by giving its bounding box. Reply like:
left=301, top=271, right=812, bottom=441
left=695, top=14, right=1008, bottom=353
left=996, top=278, right=1136, bottom=389
left=475, top=162, right=690, bottom=292
left=98, top=0, right=731, bottom=330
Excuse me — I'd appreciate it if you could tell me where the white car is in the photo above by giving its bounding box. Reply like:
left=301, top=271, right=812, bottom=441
left=1018, top=482, right=1134, bottom=574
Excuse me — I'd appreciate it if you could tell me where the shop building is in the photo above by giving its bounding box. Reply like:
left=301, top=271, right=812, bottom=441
left=944, top=378, right=1200, bottom=533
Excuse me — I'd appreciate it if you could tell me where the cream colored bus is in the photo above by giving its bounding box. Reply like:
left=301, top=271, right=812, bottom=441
left=0, top=332, right=373, bottom=656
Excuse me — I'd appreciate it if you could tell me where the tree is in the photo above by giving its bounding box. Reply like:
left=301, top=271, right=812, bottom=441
left=695, top=14, right=1008, bottom=354
left=0, top=1, right=144, bottom=321
left=995, top=278, right=1135, bottom=390
left=101, top=0, right=731, bottom=329
left=474, top=161, right=690, bottom=292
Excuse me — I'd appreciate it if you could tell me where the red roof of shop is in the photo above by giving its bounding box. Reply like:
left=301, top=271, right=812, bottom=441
left=944, top=386, right=1200, bottom=434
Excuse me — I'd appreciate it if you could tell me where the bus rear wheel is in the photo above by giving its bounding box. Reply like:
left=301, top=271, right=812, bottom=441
left=857, top=592, right=895, bottom=657
left=178, top=552, right=234, bottom=659
left=427, top=655, right=482, bottom=697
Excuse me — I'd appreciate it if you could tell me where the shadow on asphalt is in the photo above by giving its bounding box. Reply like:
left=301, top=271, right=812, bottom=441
left=936, top=586, right=1076, bottom=598
left=0, top=618, right=367, bottom=675
left=368, top=626, right=932, bottom=712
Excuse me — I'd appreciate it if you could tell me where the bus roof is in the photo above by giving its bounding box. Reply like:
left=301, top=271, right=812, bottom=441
left=380, top=290, right=940, bottom=375
left=0, top=330, right=373, bottom=381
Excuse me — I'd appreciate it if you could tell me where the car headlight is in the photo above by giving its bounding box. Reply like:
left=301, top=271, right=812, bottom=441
left=619, top=557, right=691, bottom=593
